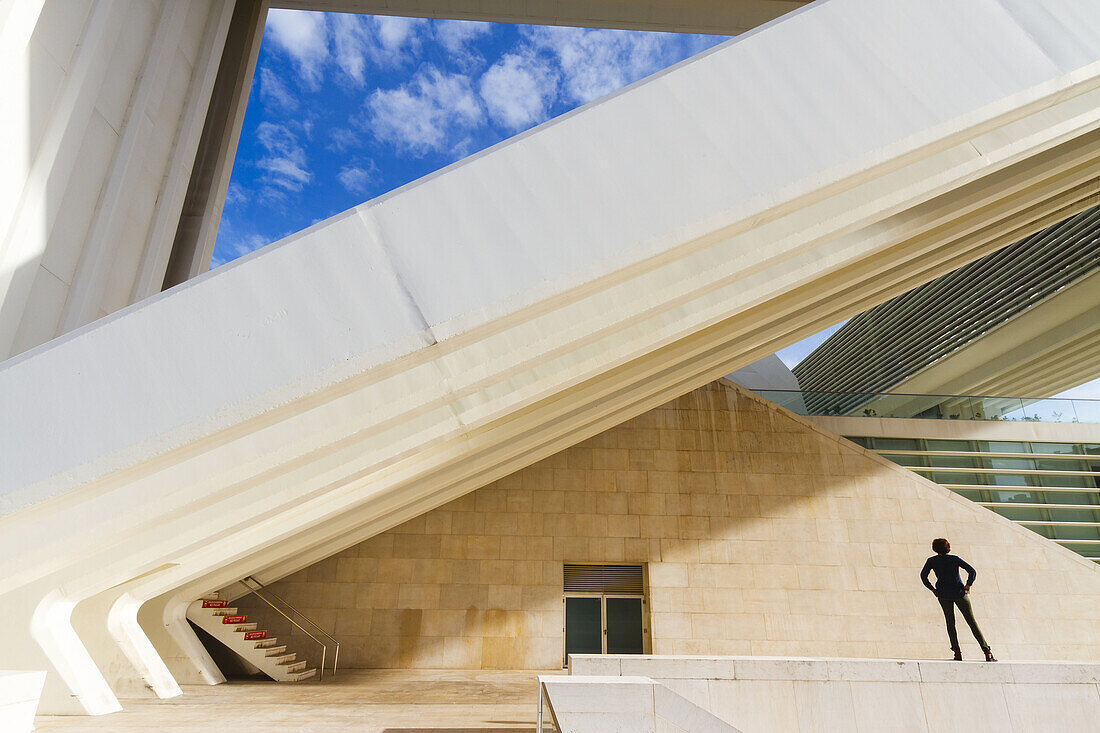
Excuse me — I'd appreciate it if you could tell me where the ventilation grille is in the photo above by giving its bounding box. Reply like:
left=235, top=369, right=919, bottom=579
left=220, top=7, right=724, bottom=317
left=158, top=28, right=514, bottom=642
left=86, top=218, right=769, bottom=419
left=563, top=564, right=644, bottom=594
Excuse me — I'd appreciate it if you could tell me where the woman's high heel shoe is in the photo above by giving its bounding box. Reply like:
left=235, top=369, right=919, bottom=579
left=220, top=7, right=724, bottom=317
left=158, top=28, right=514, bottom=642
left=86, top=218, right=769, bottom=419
left=984, top=649, right=997, bottom=662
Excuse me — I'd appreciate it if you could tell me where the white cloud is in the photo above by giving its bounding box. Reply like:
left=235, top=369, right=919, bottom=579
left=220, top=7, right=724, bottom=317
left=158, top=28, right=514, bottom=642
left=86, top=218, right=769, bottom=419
left=211, top=218, right=269, bottom=269
left=367, top=66, right=482, bottom=156
left=374, top=15, right=427, bottom=57
left=330, top=13, right=429, bottom=83
left=258, top=66, right=297, bottom=110
left=332, top=13, right=370, bottom=82
left=265, top=9, right=328, bottom=88
left=254, top=121, right=311, bottom=195
left=327, top=127, right=361, bottom=153
left=435, top=20, right=492, bottom=66
left=233, top=233, right=270, bottom=258
left=479, top=52, right=558, bottom=131
left=337, top=161, right=379, bottom=195
left=225, top=182, right=247, bottom=205
left=524, top=26, right=679, bottom=104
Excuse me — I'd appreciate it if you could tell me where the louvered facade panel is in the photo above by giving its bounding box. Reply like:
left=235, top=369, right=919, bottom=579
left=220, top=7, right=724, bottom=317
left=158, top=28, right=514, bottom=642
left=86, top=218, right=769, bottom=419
left=563, top=564, right=645, bottom=595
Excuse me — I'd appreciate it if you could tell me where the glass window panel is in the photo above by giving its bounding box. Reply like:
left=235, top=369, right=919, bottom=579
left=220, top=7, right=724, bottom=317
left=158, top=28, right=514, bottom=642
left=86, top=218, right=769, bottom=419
left=984, top=473, right=1030, bottom=487
left=1072, top=400, right=1100, bottom=423
left=951, top=489, right=984, bottom=501
left=1038, top=474, right=1092, bottom=488
left=933, top=455, right=980, bottom=469
left=1021, top=524, right=1055, bottom=539
left=992, top=506, right=1047, bottom=522
left=990, top=489, right=1042, bottom=503
left=1053, top=509, right=1100, bottom=523
left=872, top=438, right=920, bottom=451
left=980, top=441, right=1031, bottom=453
left=886, top=454, right=927, bottom=468
left=605, top=598, right=644, bottom=655
left=1050, top=525, right=1100, bottom=541
left=984, top=457, right=1034, bottom=470
left=1043, top=492, right=1098, bottom=505
left=845, top=436, right=872, bottom=448
left=1025, top=399, right=1075, bottom=423
left=1035, top=459, right=1088, bottom=472
left=924, top=439, right=974, bottom=452
left=1032, top=443, right=1081, bottom=455
left=565, top=598, right=603, bottom=658
left=931, top=472, right=982, bottom=485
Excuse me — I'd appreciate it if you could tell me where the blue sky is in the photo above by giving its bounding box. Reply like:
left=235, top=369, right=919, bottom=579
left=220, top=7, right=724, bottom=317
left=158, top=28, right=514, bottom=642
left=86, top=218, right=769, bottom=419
left=212, top=11, right=727, bottom=267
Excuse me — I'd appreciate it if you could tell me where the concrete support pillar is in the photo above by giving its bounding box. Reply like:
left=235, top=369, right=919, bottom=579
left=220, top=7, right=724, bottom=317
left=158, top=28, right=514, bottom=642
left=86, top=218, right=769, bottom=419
left=0, top=584, right=121, bottom=715
left=140, top=592, right=225, bottom=687
left=69, top=588, right=183, bottom=700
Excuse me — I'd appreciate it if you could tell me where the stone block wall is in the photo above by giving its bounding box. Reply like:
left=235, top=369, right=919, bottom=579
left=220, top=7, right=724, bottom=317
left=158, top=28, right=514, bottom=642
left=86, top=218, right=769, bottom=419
left=235, top=381, right=1100, bottom=669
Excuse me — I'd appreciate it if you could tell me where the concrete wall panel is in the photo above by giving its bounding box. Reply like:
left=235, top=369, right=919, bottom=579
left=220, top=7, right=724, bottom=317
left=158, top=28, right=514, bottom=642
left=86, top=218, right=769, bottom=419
left=236, top=383, right=1100, bottom=670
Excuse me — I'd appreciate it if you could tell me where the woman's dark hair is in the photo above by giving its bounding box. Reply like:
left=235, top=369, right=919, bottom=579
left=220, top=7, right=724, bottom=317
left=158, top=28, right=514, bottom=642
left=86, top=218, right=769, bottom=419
left=932, top=538, right=950, bottom=554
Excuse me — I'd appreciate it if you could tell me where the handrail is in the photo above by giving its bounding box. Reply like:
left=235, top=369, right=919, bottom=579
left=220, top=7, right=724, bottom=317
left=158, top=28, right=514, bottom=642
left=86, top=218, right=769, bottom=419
left=238, top=576, right=340, bottom=680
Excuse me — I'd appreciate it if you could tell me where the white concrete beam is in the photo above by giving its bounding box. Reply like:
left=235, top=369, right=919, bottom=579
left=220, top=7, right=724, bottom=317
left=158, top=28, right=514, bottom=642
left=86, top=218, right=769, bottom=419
left=274, top=0, right=807, bottom=35
left=2, top=0, right=1100, bottom=714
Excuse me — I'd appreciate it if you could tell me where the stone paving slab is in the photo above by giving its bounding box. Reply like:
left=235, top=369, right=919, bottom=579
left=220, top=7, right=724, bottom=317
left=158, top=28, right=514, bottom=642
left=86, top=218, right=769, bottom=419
left=35, top=669, right=554, bottom=732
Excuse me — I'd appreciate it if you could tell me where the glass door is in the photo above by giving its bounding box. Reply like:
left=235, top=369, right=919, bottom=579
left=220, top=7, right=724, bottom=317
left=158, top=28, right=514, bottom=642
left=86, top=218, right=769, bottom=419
left=564, top=597, right=603, bottom=659
left=563, top=594, right=647, bottom=665
left=604, top=596, right=644, bottom=654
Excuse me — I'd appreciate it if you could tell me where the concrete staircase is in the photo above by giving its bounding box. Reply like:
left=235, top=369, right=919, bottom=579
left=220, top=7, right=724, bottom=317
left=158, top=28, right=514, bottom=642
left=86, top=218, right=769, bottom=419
left=186, top=597, right=316, bottom=682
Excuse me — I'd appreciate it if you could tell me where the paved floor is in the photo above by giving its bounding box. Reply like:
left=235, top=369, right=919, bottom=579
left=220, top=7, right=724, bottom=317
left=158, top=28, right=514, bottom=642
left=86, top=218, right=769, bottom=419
left=36, top=669, right=556, bottom=732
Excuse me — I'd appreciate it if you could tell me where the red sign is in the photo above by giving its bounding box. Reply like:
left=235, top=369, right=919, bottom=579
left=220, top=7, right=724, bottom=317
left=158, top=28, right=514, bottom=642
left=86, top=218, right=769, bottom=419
left=222, top=615, right=246, bottom=624
left=202, top=600, right=228, bottom=608
left=243, top=631, right=267, bottom=640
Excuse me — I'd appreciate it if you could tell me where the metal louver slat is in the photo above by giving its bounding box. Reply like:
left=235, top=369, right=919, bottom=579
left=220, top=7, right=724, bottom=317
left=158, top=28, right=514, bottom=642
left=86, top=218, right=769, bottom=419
left=794, top=205, right=1100, bottom=414
left=563, top=564, right=644, bottom=594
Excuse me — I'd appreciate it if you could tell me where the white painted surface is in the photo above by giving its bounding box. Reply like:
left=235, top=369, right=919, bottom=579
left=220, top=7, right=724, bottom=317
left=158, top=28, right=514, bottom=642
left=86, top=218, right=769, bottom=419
left=540, top=675, right=739, bottom=733
left=1, top=0, right=1100, bottom=716
left=0, top=0, right=225, bottom=360
left=0, top=671, right=46, bottom=733
left=570, top=656, right=1100, bottom=732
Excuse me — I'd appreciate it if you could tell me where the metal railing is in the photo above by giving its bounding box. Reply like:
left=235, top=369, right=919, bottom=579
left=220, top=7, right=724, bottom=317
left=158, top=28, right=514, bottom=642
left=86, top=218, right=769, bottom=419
left=755, top=389, right=1100, bottom=423
left=238, top=575, right=340, bottom=680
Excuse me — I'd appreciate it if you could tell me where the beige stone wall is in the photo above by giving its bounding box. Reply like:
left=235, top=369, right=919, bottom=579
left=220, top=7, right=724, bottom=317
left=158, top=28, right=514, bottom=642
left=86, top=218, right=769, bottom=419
left=236, top=382, right=1100, bottom=669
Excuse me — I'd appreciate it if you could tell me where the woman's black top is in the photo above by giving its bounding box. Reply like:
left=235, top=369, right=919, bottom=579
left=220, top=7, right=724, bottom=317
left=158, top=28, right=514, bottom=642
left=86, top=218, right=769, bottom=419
left=920, top=554, right=976, bottom=600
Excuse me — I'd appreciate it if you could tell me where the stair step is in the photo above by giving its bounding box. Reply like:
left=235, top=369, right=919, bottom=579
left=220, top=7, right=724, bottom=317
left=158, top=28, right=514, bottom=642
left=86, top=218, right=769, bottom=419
left=292, top=668, right=317, bottom=682
left=221, top=614, right=247, bottom=624
left=270, top=653, right=296, bottom=665
left=281, top=660, right=308, bottom=673
left=243, top=630, right=267, bottom=640
left=211, top=608, right=238, bottom=616
left=263, top=645, right=288, bottom=656
left=254, top=638, right=278, bottom=649
left=234, top=623, right=259, bottom=632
